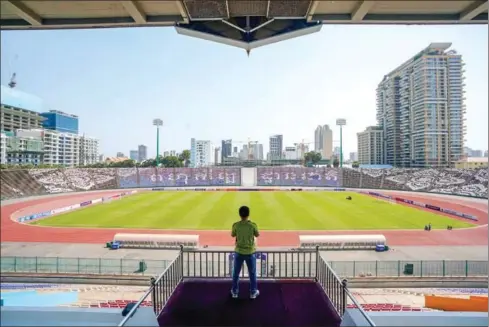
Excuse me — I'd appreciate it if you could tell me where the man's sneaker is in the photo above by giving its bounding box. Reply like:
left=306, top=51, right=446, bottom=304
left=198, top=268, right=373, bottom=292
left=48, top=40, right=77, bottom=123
left=231, top=290, right=238, bottom=299
left=250, top=290, right=260, bottom=299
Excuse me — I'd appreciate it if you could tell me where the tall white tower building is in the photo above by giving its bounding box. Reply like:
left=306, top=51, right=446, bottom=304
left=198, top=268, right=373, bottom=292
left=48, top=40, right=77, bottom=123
left=376, top=43, right=465, bottom=168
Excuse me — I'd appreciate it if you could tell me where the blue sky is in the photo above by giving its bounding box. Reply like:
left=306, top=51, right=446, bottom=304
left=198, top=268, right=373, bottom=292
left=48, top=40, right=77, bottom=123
left=1, top=24, right=487, bottom=158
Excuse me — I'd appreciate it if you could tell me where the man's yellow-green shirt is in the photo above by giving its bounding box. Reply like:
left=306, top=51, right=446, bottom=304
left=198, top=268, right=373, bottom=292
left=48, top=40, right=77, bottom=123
left=232, top=220, right=259, bottom=255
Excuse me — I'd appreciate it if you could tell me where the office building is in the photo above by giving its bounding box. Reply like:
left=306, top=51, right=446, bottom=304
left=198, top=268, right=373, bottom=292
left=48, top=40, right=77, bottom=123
left=116, top=152, right=125, bottom=158
left=349, top=152, right=358, bottom=162
left=138, top=144, right=147, bottom=162
left=295, top=143, right=309, bottom=160
left=0, top=132, right=7, bottom=164
left=284, top=146, right=297, bottom=160
left=214, top=147, right=222, bottom=165
left=377, top=43, right=465, bottom=168
left=163, top=150, right=177, bottom=157
left=357, top=126, right=384, bottom=165
left=221, top=140, right=232, bottom=161
left=130, top=150, right=139, bottom=161
left=333, top=146, right=340, bottom=158
left=314, top=125, right=333, bottom=160
left=269, top=134, right=283, bottom=159
left=464, top=147, right=483, bottom=158
left=190, top=138, right=211, bottom=167
left=41, top=110, right=79, bottom=134
left=248, top=143, right=264, bottom=160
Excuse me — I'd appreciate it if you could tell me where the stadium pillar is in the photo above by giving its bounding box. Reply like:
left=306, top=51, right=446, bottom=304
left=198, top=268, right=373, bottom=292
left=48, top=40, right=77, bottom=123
left=153, top=119, right=163, bottom=167
left=340, top=125, right=343, bottom=168
left=156, top=126, right=160, bottom=167
left=336, top=119, right=346, bottom=168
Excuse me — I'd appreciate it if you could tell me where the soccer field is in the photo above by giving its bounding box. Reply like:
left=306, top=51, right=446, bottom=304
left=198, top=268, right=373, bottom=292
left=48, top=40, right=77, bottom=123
left=32, top=191, right=474, bottom=230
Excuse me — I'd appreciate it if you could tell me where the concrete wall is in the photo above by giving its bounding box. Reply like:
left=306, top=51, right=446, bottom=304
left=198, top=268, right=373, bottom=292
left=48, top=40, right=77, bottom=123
left=0, top=306, right=158, bottom=327
left=341, top=310, right=489, bottom=327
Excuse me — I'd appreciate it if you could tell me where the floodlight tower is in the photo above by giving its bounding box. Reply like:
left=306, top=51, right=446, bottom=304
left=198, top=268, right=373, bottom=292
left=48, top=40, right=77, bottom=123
left=336, top=118, right=347, bottom=168
left=153, top=119, right=163, bottom=167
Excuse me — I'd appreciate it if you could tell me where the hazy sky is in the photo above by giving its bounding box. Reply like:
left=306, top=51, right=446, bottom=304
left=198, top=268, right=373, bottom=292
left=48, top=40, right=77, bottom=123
left=1, top=24, right=487, bottom=158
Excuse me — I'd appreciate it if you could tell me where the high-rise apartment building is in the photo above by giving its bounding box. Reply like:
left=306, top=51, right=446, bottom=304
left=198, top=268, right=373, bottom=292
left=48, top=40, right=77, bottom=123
left=138, top=145, right=147, bottom=162
left=79, top=135, right=99, bottom=165
left=357, top=126, right=384, bottom=165
left=130, top=150, right=139, bottom=161
left=214, top=147, right=222, bottom=165
left=37, top=129, right=80, bottom=167
left=116, top=152, right=125, bottom=158
left=377, top=43, right=465, bottom=168
left=349, top=152, right=358, bottom=162
left=221, top=140, right=232, bottom=161
left=0, top=132, right=7, bottom=164
left=190, top=138, right=211, bottom=167
left=314, top=125, right=333, bottom=160
left=269, top=135, right=283, bottom=159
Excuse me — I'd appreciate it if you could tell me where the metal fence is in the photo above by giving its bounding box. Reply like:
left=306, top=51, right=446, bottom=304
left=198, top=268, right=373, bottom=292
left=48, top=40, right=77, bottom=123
left=118, top=248, right=375, bottom=327
left=1, top=256, right=487, bottom=278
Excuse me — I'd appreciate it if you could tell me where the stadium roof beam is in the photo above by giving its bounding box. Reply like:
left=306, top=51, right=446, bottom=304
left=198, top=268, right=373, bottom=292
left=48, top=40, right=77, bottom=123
left=3, top=1, right=42, bottom=26
left=175, top=1, right=189, bottom=24
left=121, top=1, right=146, bottom=24
left=306, top=1, right=320, bottom=22
left=460, top=0, right=488, bottom=21
left=351, top=1, right=376, bottom=21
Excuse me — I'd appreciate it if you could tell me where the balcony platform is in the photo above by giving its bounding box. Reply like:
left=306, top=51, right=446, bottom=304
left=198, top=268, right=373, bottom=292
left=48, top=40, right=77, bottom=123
left=158, top=279, right=341, bottom=327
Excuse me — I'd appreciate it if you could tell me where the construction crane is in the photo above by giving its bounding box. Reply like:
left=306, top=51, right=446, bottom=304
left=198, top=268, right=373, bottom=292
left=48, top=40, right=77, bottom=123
left=231, top=138, right=260, bottom=160
left=291, top=140, right=315, bottom=165
left=8, top=73, right=17, bottom=89
left=8, top=54, right=18, bottom=88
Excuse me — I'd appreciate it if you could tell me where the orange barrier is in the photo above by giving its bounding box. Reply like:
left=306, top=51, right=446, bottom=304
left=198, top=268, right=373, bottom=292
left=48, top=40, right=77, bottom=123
left=425, top=295, right=488, bottom=312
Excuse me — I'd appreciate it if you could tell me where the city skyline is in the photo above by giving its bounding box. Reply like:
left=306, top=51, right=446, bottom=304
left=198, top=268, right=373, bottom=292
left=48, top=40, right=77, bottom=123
left=0, top=25, right=487, bottom=158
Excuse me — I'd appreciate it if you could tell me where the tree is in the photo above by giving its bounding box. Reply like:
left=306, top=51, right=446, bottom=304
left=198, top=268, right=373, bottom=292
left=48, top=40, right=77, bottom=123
left=162, top=155, right=183, bottom=168
left=304, top=151, right=322, bottom=166
left=179, top=150, right=191, bottom=167
left=352, top=161, right=360, bottom=168
left=333, top=158, right=339, bottom=168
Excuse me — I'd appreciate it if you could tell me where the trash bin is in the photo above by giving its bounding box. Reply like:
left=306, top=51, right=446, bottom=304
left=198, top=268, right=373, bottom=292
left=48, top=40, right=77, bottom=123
left=404, top=263, right=414, bottom=275
left=139, top=260, right=147, bottom=273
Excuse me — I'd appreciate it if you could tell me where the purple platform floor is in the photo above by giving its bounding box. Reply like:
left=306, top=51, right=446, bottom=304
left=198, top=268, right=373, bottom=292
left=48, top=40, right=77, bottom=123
left=158, top=279, right=341, bottom=327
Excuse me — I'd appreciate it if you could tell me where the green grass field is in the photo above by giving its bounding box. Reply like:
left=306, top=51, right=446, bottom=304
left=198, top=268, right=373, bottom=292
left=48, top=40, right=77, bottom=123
left=32, top=192, right=475, bottom=231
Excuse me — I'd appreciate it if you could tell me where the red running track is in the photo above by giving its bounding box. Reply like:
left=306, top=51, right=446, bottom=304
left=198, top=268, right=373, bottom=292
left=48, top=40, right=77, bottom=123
left=1, top=191, right=487, bottom=246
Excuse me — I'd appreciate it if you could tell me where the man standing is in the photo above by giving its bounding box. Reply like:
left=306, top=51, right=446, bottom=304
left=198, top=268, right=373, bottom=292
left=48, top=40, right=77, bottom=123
left=231, top=206, right=260, bottom=299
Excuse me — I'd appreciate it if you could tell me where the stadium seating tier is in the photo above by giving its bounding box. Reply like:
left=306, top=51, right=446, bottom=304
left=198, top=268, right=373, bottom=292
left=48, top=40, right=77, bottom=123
left=0, top=167, right=486, bottom=199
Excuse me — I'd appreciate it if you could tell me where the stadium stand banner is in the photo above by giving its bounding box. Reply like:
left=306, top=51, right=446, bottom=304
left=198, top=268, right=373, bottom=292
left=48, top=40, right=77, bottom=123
left=365, top=192, right=477, bottom=221
left=17, top=192, right=131, bottom=223
left=51, top=206, right=71, bottom=215
left=425, top=204, right=441, bottom=212
left=18, top=211, right=52, bottom=222
left=80, top=200, right=92, bottom=207
left=256, top=167, right=340, bottom=187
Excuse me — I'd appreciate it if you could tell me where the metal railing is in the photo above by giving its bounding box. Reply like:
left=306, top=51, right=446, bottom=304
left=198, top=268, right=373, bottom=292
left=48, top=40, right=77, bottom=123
left=317, top=255, right=375, bottom=326
left=2, top=256, right=487, bottom=278
left=118, top=247, right=375, bottom=327
left=118, top=252, right=183, bottom=327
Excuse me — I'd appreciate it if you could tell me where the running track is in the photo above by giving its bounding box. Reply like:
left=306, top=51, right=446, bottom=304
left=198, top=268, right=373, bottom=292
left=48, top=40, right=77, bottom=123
left=1, top=190, right=487, bottom=246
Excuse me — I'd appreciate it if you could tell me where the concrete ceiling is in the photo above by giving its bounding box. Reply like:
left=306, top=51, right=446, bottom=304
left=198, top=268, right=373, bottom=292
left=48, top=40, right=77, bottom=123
left=1, top=1, right=487, bottom=51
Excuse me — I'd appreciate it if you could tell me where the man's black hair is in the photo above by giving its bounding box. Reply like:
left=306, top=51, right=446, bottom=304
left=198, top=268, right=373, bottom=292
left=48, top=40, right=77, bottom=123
left=239, top=206, right=250, bottom=218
